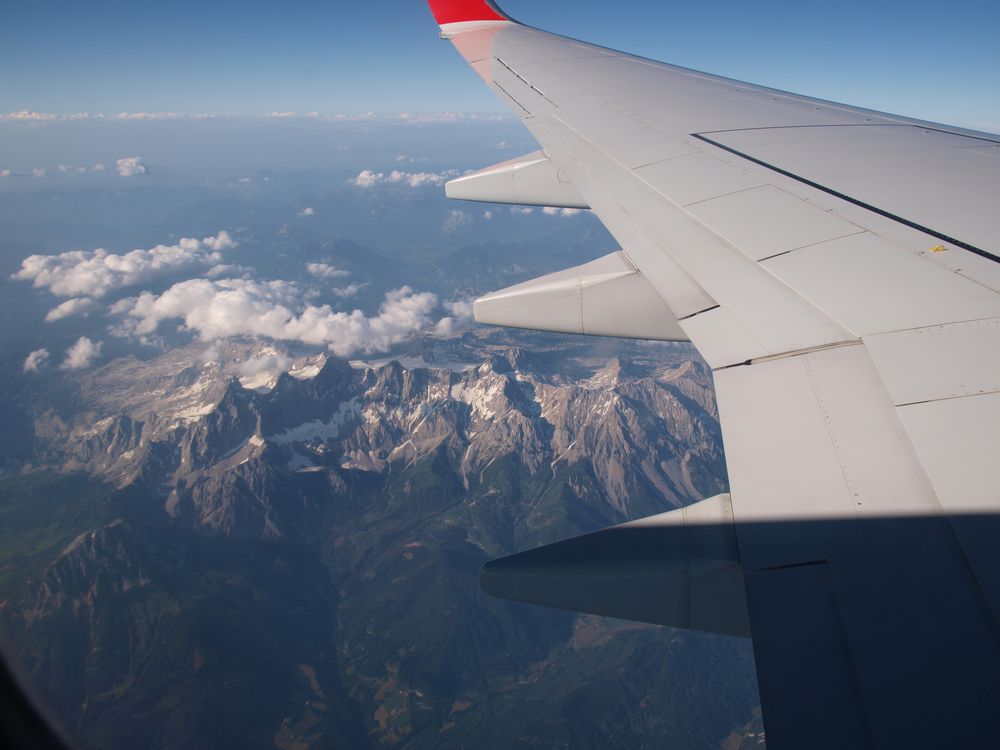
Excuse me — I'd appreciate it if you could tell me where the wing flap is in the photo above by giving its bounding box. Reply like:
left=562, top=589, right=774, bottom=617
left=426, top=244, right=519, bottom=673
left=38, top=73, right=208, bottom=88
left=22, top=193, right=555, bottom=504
left=481, top=493, right=750, bottom=637
left=474, top=250, right=688, bottom=341
left=445, top=149, right=589, bottom=208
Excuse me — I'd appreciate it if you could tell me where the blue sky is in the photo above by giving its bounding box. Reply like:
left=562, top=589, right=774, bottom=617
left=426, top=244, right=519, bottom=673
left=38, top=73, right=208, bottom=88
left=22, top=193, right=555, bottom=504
left=3, top=0, right=999, bottom=131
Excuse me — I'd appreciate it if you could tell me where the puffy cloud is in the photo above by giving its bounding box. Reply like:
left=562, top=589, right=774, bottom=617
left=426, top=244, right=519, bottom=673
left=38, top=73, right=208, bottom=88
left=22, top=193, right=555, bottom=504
left=442, top=209, right=470, bottom=232
left=0, top=111, right=97, bottom=122
left=22, top=348, right=50, bottom=372
left=510, top=206, right=534, bottom=215
left=306, top=262, right=350, bottom=279
left=61, top=337, right=102, bottom=370
left=350, top=169, right=458, bottom=189
left=111, top=279, right=439, bottom=356
left=44, top=297, right=98, bottom=322
left=444, top=298, right=475, bottom=319
left=350, top=169, right=383, bottom=188
left=236, top=353, right=293, bottom=380
left=298, top=206, right=315, bottom=216
left=116, top=156, right=147, bottom=177
left=0, top=170, right=11, bottom=177
left=92, top=163, right=106, bottom=172
left=57, top=164, right=86, bottom=174
left=395, top=112, right=509, bottom=125
left=13, top=231, right=236, bottom=299
left=330, top=283, right=364, bottom=298
left=542, top=206, right=584, bottom=217
left=32, top=168, right=46, bottom=178
left=114, top=112, right=183, bottom=121
left=433, top=298, right=476, bottom=336
left=483, top=210, right=493, bottom=220
left=283, top=112, right=510, bottom=124
left=0, top=111, right=510, bottom=124
left=387, top=170, right=450, bottom=187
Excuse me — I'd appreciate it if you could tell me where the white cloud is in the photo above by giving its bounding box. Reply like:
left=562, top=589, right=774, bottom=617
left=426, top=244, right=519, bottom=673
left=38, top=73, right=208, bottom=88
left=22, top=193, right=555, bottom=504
left=350, top=169, right=383, bottom=188
left=32, top=168, right=46, bottom=178
left=433, top=298, right=477, bottom=337
left=298, top=206, right=315, bottom=216
left=389, top=169, right=457, bottom=187
left=114, top=112, right=183, bottom=121
left=22, top=348, right=50, bottom=372
left=116, top=156, right=147, bottom=177
left=510, top=206, right=534, bottom=215
left=61, top=337, right=102, bottom=370
left=331, top=283, right=364, bottom=298
left=92, top=163, right=106, bottom=172
left=111, top=279, right=439, bottom=356
left=0, top=111, right=511, bottom=124
left=389, top=170, right=442, bottom=187
left=306, top=262, right=350, bottom=279
left=542, top=206, right=584, bottom=217
left=350, top=168, right=458, bottom=189
left=205, top=262, right=252, bottom=278
left=442, top=209, right=471, bottom=232
left=235, top=353, right=293, bottom=379
left=44, top=297, right=98, bottom=322
left=395, top=112, right=509, bottom=125
left=0, top=169, right=11, bottom=177
left=13, top=231, right=236, bottom=299
left=0, top=111, right=98, bottom=122
left=483, top=210, right=493, bottom=220
left=57, top=164, right=86, bottom=174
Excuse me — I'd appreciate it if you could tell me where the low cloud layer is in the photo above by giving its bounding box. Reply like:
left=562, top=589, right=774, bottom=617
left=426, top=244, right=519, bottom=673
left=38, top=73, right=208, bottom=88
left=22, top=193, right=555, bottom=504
left=44, top=297, right=98, bottom=322
left=542, top=207, right=584, bottom=217
left=442, top=210, right=471, bottom=232
left=306, top=262, right=350, bottom=279
left=350, top=169, right=459, bottom=188
left=13, top=232, right=236, bottom=300
left=0, top=111, right=512, bottom=124
left=111, top=279, right=439, bottom=356
left=22, top=348, right=50, bottom=373
left=61, top=337, right=102, bottom=370
left=116, top=156, right=147, bottom=177
left=433, top=298, right=476, bottom=336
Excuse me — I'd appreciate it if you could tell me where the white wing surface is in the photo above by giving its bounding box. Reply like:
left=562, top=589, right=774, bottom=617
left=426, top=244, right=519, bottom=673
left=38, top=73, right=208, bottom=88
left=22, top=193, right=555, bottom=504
left=424, top=2, right=1000, bottom=747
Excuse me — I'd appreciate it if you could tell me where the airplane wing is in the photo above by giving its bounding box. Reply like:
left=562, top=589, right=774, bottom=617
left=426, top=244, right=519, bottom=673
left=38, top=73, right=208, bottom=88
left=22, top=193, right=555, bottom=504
left=425, top=2, right=1000, bottom=747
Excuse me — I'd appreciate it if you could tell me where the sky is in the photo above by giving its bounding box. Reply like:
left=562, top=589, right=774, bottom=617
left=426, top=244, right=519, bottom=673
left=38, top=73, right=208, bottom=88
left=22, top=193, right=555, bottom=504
left=3, top=0, right=999, bottom=131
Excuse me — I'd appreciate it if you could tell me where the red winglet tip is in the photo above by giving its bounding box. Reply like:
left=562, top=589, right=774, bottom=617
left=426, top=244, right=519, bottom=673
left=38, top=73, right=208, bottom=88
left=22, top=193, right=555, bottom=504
left=427, top=0, right=510, bottom=25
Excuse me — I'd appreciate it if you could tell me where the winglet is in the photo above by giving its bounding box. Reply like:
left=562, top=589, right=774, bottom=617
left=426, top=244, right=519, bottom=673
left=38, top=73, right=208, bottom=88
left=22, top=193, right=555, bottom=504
left=427, top=0, right=512, bottom=26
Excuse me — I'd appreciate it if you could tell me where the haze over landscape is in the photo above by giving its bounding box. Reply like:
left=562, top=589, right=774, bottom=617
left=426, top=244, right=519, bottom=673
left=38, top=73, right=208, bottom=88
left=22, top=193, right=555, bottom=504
left=3, top=0, right=998, bottom=748
left=0, top=114, right=765, bottom=748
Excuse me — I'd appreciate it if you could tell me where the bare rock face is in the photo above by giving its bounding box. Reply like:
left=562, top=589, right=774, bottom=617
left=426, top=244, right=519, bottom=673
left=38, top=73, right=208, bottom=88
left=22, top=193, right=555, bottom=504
left=31, top=342, right=725, bottom=543
left=1, top=340, right=757, bottom=750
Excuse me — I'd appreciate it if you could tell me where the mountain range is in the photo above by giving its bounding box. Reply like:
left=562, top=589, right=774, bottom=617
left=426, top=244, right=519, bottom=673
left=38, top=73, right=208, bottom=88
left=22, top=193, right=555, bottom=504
left=0, top=332, right=763, bottom=749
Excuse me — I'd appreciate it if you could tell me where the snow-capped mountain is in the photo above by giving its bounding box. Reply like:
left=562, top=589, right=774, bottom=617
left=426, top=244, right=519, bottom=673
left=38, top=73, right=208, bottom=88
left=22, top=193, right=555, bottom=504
left=1, top=335, right=758, bottom=750
left=31, top=337, right=726, bottom=543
